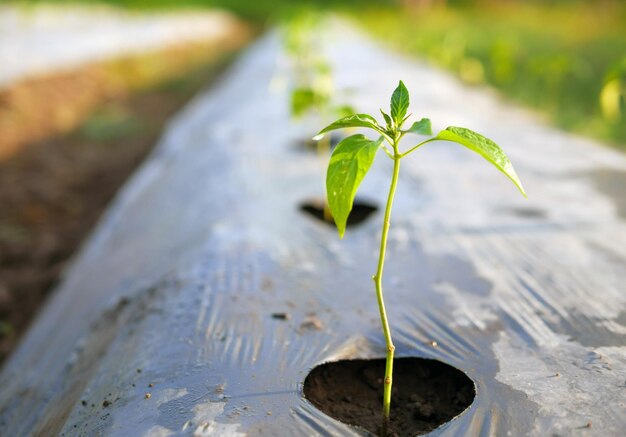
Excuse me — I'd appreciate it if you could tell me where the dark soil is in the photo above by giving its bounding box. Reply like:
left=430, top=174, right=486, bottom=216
left=300, top=198, right=378, bottom=227
left=303, top=357, right=475, bottom=436
left=296, top=131, right=343, bottom=153
left=0, top=33, right=250, bottom=364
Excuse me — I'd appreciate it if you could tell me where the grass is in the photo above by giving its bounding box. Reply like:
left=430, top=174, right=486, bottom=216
left=10, top=0, right=392, bottom=22
left=357, top=2, right=626, bottom=148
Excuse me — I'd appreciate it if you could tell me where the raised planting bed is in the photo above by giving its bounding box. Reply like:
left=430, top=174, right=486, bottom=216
left=1, top=23, right=625, bottom=436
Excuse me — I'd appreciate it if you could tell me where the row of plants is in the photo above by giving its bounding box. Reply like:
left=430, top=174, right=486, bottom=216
left=283, top=12, right=356, bottom=221
left=284, top=13, right=353, bottom=123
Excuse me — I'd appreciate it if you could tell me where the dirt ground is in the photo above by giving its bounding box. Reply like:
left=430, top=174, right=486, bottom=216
left=0, top=30, right=251, bottom=364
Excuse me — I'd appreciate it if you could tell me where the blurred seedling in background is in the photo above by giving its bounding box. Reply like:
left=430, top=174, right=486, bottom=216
left=284, top=12, right=354, bottom=221
left=316, top=80, right=526, bottom=433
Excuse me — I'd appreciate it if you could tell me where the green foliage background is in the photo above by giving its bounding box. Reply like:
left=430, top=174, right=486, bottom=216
left=11, top=0, right=393, bottom=21
left=360, top=1, right=626, bottom=148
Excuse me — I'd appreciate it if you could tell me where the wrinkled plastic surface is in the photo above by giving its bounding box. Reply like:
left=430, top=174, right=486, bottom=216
left=1, top=23, right=626, bottom=436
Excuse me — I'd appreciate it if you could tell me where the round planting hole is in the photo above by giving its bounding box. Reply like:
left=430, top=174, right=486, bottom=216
left=503, top=206, right=547, bottom=219
left=296, top=132, right=343, bottom=152
left=300, top=198, right=378, bottom=228
left=303, top=357, right=475, bottom=436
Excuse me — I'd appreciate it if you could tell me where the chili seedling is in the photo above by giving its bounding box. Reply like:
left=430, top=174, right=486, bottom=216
left=316, top=80, right=526, bottom=428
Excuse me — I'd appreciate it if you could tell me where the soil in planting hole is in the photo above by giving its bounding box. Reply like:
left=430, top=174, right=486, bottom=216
left=303, top=357, right=475, bottom=436
left=300, top=198, right=378, bottom=228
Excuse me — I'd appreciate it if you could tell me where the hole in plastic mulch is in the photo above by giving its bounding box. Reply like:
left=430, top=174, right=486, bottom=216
left=303, top=357, right=476, bottom=436
left=504, top=206, right=547, bottom=219
left=296, top=131, right=343, bottom=152
left=299, top=198, right=378, bottom=228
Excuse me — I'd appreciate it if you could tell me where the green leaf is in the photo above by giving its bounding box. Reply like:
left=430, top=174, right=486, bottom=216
left=405, top=118, right=432, bottom=136
left=380, top=109, right=392, bottom=129
left=435, top=127, right=526, bottom=196
left=390, top=80, right=409, bottom=126
left=314, top=114, right=384, bottom=140
left=326, top=134, right=382, bottom=238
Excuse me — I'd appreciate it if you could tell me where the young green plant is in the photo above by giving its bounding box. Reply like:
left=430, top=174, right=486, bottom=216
left=284, top=13, right=354, bottom=221
left=316, top=81, right=526, bottom=425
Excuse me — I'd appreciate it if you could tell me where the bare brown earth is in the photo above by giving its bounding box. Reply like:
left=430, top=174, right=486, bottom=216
left=0, top=26, right=252, bottom=364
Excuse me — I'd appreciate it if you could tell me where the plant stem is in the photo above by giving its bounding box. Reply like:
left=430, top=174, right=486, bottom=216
left=399, top=137, right=436, bottom=158
left=373, top=141, right=401, bottom=424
